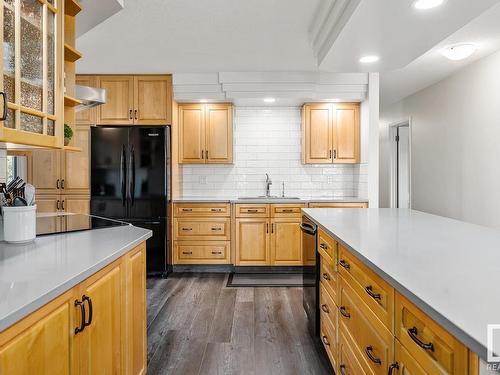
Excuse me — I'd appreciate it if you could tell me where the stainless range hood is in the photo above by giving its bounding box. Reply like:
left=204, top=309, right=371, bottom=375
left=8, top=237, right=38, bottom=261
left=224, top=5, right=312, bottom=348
left=74, top=85, right=106, bottom=112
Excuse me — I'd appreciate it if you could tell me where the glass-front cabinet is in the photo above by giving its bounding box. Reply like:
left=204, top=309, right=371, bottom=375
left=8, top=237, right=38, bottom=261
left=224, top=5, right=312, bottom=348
left=1, top=0, right=63, bottom=147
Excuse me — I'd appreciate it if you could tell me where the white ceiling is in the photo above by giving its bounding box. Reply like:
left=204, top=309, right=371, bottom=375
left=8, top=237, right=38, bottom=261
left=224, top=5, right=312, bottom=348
left=76, top=0, right=500, bottom=106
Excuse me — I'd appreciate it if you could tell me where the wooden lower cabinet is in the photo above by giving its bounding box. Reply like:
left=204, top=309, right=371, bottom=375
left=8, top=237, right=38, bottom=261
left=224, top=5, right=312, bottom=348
left=270, top=218, right=302, bottom=265
left=235, top=218, right=270, bottom=265
left=0, top=243, right=147, bottom=375
left=392, top=340, right=427, bottom=375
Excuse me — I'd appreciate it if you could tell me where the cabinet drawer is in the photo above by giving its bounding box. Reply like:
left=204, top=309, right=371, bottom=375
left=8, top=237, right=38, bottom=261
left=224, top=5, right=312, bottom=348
left=320, top=283, right=338, bottom=336
left=174, top=241, right=230, bottom=264
left=320, top=314, right=338, bottom=369
left=320, top=256, right=339, bottom=305
left=338, top=330, right=369, bottom=375
left=235, top=204, right=269, bottom=218
left=395, top=293, right=469, bottom=374
left=174, top=203, right=230, bottom=217
left=270, top=204, right=305, bottom=218
left=338, top=244, right=394, bottom=332
left=174, top=218, right=230, bottom=240
left=318, top=228, right=337, bottom=264
left=338, top=278, right=393, bottom=375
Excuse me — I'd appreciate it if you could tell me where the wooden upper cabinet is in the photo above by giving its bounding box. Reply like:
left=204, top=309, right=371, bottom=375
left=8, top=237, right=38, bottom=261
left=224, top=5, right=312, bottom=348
left=95, top=75, right=172, bottom=126
left=303, top=104, right=332, bottom=164
left=64, top=126, right=90, bottom=194
left=97, top=76, right=134, bottom=125
left=31, top=150, right=62, bottom=194
left=76, top=76, right=97, bottom=125
left=134, top=76, right=172, bottom=125
left=302, top=103, right=360, bottom=164
left=332, top=103, right=360, bottom=163
left=179, top=104, right=205, bottom=163
left=178, top=103, right=233, bottom=164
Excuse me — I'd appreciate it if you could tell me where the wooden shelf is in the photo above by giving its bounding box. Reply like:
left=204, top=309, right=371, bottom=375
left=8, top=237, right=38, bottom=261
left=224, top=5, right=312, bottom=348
left=64, top=43, right=83, bottom=62
left=63, top=145, right=82, bottom=152
left=64, top=95, right=82, bottom=107
left=65, top=0, right=82, bottom=16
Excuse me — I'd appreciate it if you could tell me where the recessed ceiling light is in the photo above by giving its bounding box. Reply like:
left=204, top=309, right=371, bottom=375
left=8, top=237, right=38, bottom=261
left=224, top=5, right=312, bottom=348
left=359, top=55, right=379, bottom=63
left=440, top=43, right=477, bottom=61
left=413, top=0, right=445, bottom=10
left=199, top=99, right=208, bottom=103
left=263, top=97, right=276, bottom=103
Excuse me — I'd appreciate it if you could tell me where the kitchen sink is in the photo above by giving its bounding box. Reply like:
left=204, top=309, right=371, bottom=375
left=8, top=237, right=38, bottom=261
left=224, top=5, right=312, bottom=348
left=238, top=196, right=301, bottom=200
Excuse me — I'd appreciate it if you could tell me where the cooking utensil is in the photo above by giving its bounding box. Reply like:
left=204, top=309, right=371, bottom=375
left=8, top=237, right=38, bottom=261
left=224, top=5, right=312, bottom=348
left=13, top=196, right=27, bottom=206
left=24, top=184, right=35, bottom=206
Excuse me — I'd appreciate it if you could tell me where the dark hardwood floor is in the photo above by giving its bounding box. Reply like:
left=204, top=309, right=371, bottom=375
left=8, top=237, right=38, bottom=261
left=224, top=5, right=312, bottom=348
left=147, top=273, right=332, bottom=375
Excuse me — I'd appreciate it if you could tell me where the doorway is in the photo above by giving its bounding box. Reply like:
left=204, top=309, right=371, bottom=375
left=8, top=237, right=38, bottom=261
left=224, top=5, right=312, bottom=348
left=389, top=120, right=411, bottom=208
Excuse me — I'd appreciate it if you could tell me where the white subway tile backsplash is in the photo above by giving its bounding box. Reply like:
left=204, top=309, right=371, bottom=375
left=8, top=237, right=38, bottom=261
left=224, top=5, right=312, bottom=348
left=181, top=107, right=368, bottom=198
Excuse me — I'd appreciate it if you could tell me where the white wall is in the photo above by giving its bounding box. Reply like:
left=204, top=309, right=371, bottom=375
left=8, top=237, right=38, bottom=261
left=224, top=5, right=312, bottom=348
left=181, top=107, right=368, bottom=198
left=380, top=49, right=500, bottom=228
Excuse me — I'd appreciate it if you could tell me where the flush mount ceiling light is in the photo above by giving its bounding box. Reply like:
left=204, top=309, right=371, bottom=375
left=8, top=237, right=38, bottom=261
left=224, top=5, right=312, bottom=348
left=359, top=55, right=380, bottom=63
left=440, top=43, right=477, bottom=61
left=263, top=97, right=276, bottom=103
left=413, top=0, right=445, bottom=10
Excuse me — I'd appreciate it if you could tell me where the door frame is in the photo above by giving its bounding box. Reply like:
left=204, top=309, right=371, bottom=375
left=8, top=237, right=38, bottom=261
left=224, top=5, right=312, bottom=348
left=389, top=118, right=412, bottom=208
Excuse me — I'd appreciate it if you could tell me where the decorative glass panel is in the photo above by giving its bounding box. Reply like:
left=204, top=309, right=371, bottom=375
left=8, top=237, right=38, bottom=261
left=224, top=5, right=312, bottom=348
left=20, top=0, right=43, bottom=112
left=47, top=119, right=55, bottom=136
left=3, top=1, right=15, bottom=104
left=4, top=109, right=15, bottom=129
left=47, top=12, right=56, bottom=115
left=20, top=112, right=43, bottom=133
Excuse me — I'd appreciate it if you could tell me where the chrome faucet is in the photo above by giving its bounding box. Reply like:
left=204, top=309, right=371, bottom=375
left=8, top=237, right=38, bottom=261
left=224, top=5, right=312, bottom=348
left=265, top=174, right=272, bottom=197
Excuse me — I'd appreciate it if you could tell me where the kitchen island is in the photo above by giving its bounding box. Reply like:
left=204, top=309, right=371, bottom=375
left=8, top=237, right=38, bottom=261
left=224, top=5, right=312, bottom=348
left=303, top=208, right=496, bottom=373
left=0, top=221, right=152, bottom=374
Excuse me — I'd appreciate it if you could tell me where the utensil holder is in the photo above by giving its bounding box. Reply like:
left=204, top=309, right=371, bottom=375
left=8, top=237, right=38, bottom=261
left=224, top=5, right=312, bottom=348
left=2, top=205, right=37, bottom=243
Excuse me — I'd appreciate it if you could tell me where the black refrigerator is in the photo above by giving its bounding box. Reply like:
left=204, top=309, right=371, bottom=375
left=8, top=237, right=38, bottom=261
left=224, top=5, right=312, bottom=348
left=90, top=126, right=171, bottom=277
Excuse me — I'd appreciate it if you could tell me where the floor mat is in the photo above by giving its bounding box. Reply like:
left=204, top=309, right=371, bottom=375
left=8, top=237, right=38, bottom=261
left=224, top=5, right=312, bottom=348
left=226, top=272, right=313, bottom=287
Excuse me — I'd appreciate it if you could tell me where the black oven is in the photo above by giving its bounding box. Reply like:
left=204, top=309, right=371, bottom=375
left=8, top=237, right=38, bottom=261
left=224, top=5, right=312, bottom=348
left=301, top=215, right=319, bottom=337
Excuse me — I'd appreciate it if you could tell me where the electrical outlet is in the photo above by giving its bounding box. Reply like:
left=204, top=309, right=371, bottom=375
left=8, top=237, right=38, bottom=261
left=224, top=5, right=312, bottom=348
left=199, top=176, right=207, bottom=184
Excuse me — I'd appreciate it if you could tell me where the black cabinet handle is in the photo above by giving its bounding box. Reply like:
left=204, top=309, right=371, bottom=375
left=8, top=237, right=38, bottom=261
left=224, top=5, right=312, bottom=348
left=319, top=243, right=327, bottom=250
left=321, top=335, right=330, bottom=346
left=333, top=149, right=337, bottom=159
left=365, top=285, right=382, bottom=301
left=56, top=179, right=60, bottom=189
left=61, top=200, right=65, bottom=210
left=206, top=150, right=208, bottom=159
left=339, top=259, right=350, bottom=270
left=388, top=363, right=399, bottom=375
left=365, top=346, right=382, bottom=365
left=271, top=223, right=274, bottom=233
left=339, top=306, right=350, bottom=318
left=56, top=200, right=60, bottom=210
left=321, top=304, right=329, bottom=313
left=211, top=251, right=222, bottom=255
left=182, top=227, right=193, bottom=231
left=211, top=208, right=222, bottom=212
left=0, top=92, right=7, bottom=121
left=61, top=179, right=65, bottom=189
left=329, top=150, right=332, bottom=159
left=408, top=327, right=434, bottom=352
left=211, top=227, right=222, bottom=231
left=322, top=272, right=330, bottom=281
left=247, top=209, right=259, bottom=213
left=134, top=109, right=138, bottom=120
left=266, top=223, right=269, bottom=233
left=182, top=251, right=193, bottom=255
left=182, top=208, right=193, bottom=212
left=300, top=223, right=316, bottom=235
left=129, top=109, right=133, bottom=120
left=74, top=299, right=86, bottom=334
left=339, top=364, right=347, bottom=375
left=82, top=295, right=93, bottom=327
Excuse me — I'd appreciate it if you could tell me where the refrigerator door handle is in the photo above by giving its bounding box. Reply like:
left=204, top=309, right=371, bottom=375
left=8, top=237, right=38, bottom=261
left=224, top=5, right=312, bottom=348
left=120, top=145, right=127, bottom=206
left=129, top=146, right=136, bottom=206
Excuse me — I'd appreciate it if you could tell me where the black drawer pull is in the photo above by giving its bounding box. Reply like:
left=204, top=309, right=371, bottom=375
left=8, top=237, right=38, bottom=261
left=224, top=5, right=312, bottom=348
left=339, top=364, right=347, bottom=375
left=82, top=295, right=93, bottom=327
left=408, top=327, right=434, bottom=352
left=339, top=306, right=350, bottom=318
left=321, top=335, right=330, bottom=346
left=319, top=243, right=327, bottom=250
left=211, top=251, right=222, bottom=255
left=365, top=285, right=382, bottom=301
left=339, top=259, right=350, bottom=269
left=182, top=227, right=193, bottom=231
left=281, top=209, right=294, bottom=212
left=74, top=299, right=86, bottom=334
left=211, top=227, right=222, bottom=231
left=246, top=209, right=259, bottom=213
left=365, top=346, right=382, bottom=365
left=321, top=304, right=329, bottom=313
left=322, top=272, right=330, bottom=281
left=388, top=363, right=399, bottom=375
left=211, top=208, right=222, bottom=212
left=182, top=251, right=193, bottom=255
left=182, top=208, right=193, bottom=212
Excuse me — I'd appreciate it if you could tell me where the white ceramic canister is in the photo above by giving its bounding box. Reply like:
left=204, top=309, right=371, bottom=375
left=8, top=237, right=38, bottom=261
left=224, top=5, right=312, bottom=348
left=2, top=205, right=37, bottom=243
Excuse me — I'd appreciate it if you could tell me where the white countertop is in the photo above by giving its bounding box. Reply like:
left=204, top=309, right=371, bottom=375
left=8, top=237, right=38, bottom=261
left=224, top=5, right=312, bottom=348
left=173, top=196, right=369, bottom=204
left=302, top=208, right=500, bottom=361
left=0, top=224, right=152, bottom=332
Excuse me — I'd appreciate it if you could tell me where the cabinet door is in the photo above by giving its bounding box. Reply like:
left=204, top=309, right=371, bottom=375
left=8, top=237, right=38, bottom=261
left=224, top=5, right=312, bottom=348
left=393, top=340, right=426, bottom=375
left=303, top=104, right=333, bottom=164
left=30, top=150, right=61, bottom=194
left=125, top=244, right=146, bottom=375
left=62, top=196, right=90, bottom=231
left=270, top=218, right=302, bottom=265
left=205, top=104, right=232, bottom=164
left=75, top=76, right=97, bottom=125
left=235, top=218, right=269, bottom=265
left=178, top=104, right=205, bottom=163
left=134, top=76, right=172, bottom=125
left=35, top=195, right=62, bottom=234
left=63, top=126, right=90, bottom=194
left=97, top=76, right=134, bottom=125
left=0, top=301, right=71, bottom=375
left=332, top=103, right=359, bottom=164
left=80, top=264, right=122, bottom=375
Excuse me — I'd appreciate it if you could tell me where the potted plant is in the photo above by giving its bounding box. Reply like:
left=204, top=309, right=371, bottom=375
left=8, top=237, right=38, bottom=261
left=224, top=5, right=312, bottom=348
left=64, top=124, right=73, bottom=146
